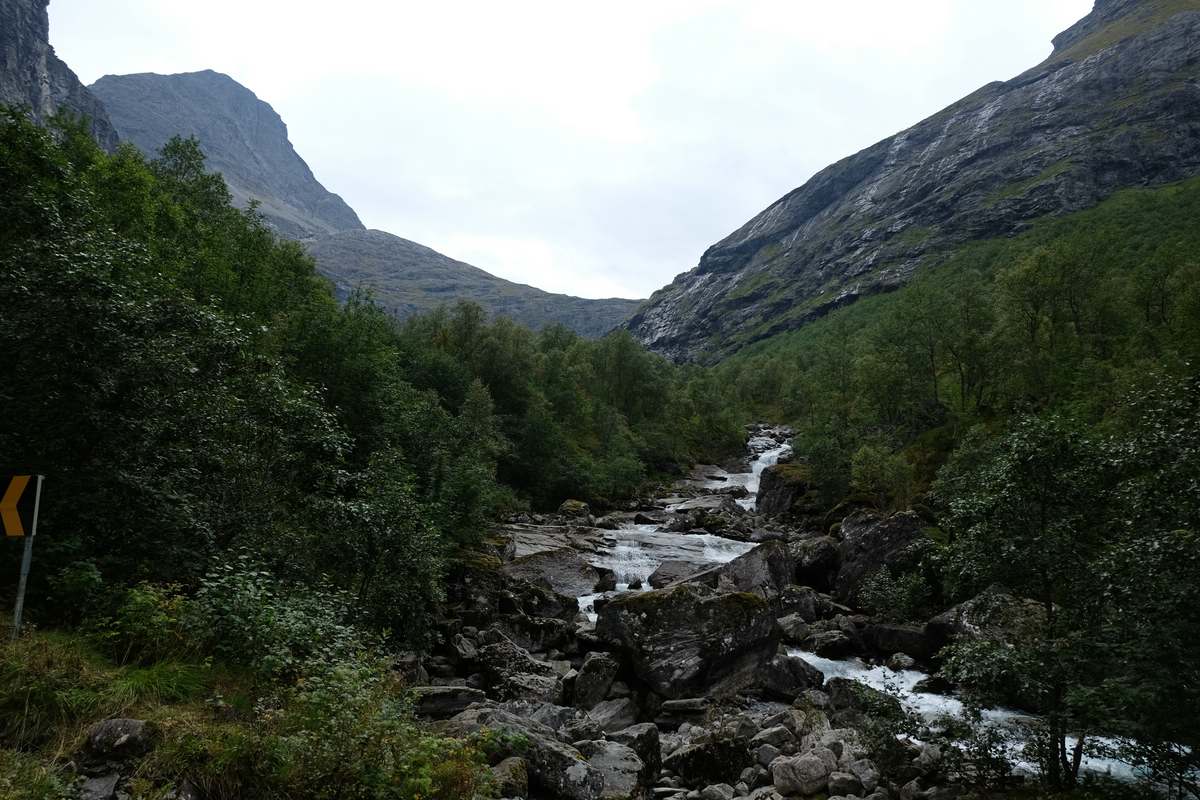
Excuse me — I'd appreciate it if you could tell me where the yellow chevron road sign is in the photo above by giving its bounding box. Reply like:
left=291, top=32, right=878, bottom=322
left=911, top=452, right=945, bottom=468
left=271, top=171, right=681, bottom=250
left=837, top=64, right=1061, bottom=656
left=5, top=475, right=44, bottom=640
left=2, top=475, right=38, bottom=537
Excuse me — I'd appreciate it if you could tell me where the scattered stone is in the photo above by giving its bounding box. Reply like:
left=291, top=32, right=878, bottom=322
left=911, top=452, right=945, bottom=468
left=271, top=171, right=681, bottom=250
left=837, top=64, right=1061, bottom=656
left=80, top=774, right=120, bottom=800
left=578, top=740, right=647, bottom=800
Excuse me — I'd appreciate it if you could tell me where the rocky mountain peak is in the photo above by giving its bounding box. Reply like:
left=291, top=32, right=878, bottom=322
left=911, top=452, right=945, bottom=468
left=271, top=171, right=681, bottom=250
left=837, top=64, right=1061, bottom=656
left=0, top=0, right=117, bottom=149
left=627, top=0, right=1200, bottom=362
left=90, top=69, right=364, bottom=238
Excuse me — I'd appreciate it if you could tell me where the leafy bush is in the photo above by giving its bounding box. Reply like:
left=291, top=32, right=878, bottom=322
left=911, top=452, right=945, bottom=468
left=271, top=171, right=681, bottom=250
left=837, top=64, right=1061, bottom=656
left=97, top=583, right=193, bottom=665
left=859, top=566, right=933, bottom=623
left=143, top=657, right=494, bottom=800
left=188, top=555, right=370, bottom=681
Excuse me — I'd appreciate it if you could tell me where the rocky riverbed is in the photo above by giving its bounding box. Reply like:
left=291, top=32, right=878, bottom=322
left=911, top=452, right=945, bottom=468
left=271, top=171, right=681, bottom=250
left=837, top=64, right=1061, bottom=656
left=411, top=424, right=1062, bottom=800
left=406, top=423, right=1150, bottom=799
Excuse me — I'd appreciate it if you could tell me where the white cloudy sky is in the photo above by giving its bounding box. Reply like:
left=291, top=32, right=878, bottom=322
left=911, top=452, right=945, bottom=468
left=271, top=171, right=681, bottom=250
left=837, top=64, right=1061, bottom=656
left=51, top=1, right=1092, bottom=299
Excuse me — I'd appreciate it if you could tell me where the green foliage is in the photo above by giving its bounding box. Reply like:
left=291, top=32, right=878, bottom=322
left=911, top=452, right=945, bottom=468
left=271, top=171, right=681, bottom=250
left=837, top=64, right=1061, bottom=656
left=850, top=443, right=915, bottom=510
left=859, top=564, right=933, bottom=623
left=188, top=555, right=369, bottom=681
left=0, top=748, right=72, bottom=800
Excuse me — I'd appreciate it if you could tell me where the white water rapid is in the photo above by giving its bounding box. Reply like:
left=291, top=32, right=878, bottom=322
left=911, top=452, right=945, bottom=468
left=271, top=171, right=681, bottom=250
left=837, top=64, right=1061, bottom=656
left=791, top=650, right=1144, bottom=783
left=575, top=429, right=788, bottom=622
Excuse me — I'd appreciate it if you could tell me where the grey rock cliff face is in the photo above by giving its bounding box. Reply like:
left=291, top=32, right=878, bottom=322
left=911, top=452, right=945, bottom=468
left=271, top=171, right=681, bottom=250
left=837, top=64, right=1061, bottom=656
left=89, top=70, right=363, bottom=238
left=0, top=0, right=117, bottom=149
left=628, top=0, right=1200, bottom=362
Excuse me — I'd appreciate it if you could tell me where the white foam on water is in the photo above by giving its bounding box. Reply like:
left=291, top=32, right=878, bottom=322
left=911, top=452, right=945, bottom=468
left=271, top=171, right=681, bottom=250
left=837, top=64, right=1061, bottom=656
left=790, top=650, right=1148, bottom=783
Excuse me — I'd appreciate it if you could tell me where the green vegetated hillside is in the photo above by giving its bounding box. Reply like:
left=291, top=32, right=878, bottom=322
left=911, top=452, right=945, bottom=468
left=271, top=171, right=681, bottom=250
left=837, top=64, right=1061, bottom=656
left=715, top=175, right=1200, bottom=498
left=0, top=111, right=740, bottom=799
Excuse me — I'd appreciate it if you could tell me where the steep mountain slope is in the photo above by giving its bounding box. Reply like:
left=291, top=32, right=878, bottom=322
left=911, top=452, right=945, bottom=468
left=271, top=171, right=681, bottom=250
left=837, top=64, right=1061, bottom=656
left=0, top=0, right=117, bottom=149
left=90, top=70, right=363, bottom=238
left=91, top=69, right=641, bottom=335
left=628, top=0, right=1200, bottom=362
left=307, top=229, right=642, bottom=336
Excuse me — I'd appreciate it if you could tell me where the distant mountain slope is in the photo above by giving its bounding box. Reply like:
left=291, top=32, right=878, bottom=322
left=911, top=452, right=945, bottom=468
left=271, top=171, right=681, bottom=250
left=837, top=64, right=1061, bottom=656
left=90, top=70, right=363, bottom=238
left=90, top=69, right=641, bottom=336
left=0, top=0, right=117, bottom=149
left=628, top=0, right=1200, bottom=362
left=307, top=229, right=642, bottom=336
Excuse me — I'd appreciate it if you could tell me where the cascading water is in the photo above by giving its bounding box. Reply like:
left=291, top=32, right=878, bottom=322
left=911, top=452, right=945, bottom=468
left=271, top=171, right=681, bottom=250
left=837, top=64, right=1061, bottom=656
left=574, top=430, right=789, bottom=622
left=576, top=524, right=755, bottom=623
left=699, top=432, right=793, bottom=510
left=791, top=650, right=1144, bottom=782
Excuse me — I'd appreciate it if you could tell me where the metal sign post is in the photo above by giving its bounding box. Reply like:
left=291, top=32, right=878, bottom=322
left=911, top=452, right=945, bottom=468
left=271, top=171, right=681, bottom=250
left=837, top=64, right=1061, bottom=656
left=8, top=475, right=44, bottom=642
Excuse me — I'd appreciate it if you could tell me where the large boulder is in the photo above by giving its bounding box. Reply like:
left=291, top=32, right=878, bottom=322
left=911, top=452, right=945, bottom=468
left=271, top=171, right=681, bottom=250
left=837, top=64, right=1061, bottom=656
left=771, top=750, right=834, bottom=796
left=755, top=464, right=821, bottom=516
left=588, top=697, right=640, bottom=733
left=576, top=740, right=648, bottom=800
left=609, top=723, right=661, bottom=780
left=574, top=652, right=621, bottom=710
left=662, top=736, right=752, bottom=787
left=595, top=583, right=779, bottom=699
left=648, top=560, right=704, bottom=588
left=476, top=634, right=562, bottom=702
left=502, top=546, right=610, bottom=597
left=759, top=650, right=825, bottom=701
left=924, top=586, right=1046, bottom=654
left=440, top=706, right=606, bottom=800
left=81, top=719, right=155, bottom=763
left=708, top=541, right=793, bottom=600
left=861, top=622, right=933, bottom=662
left=835, top=511, right=925, bottom=604
left=788, top=536, right=841, bottom=592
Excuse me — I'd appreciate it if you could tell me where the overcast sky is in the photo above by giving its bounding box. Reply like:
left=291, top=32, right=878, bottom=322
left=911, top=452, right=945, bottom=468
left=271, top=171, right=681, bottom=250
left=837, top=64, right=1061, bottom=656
left=51, top=1, right=1092, bottom=299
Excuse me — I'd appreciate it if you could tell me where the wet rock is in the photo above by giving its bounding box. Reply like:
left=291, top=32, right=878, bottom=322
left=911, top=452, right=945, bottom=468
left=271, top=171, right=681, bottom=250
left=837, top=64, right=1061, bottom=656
left=492, top=756, right=529, bottom=798
left=502, top=546, right=612, bottom=597
left=755, top=464, right=820, bottom=517
left=411, top=685, right=487, bottom=718
left=788, top=536, right=841, bottom=593
left=708, top=541, right=793, bottom=600
left=610, top=722, right=662, bottom=779
left=477, top=635, right=562, bottom=703
left=649, top=561, right=705, bottom=589
left=835, top=511, right=925, bottom=605
left=886, top=653, right=917, bottom=672
left=588, top=696, right=640, bottom=733
left=807, top=630, right=857, bottom=659
left=829, top=770, right=863, bottom=796
left=771, top=751, right=832, bottom=796
left=559, top=499, right=593, bottom=519
left=775, top=614, right=811, bottom=645
left=759, top=651, right=825, bottom=701
left=575, top=652, right=621, bottom=710
left=663, top=737, right=751, bottom=788
left=861, top=623, right=932, bottom=661
left=596, top=583, right=779, bottom=699
left=578, top=740, right=647, bottom=800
